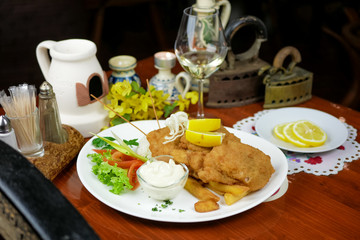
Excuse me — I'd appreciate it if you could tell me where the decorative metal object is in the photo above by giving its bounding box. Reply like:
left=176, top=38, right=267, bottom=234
left=206, top=16, right=268, bottom=108
left=259, top=46, right=313, bottom=108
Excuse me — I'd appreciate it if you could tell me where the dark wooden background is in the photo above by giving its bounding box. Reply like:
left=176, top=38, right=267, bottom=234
left=1, top=0, right=359, bottom=110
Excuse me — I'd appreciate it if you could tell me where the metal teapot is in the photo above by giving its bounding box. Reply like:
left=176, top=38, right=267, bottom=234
left=206, top=16, right=268, bottom=108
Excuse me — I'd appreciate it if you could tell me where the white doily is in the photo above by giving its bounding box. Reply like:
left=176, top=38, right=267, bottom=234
left=233, top=110, right=360, bottom=176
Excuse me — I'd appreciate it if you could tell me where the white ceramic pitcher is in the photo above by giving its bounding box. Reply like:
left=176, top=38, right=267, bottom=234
left=149, top=52, right=191, bottom=101
left=36, top=39, right=109, bottom=137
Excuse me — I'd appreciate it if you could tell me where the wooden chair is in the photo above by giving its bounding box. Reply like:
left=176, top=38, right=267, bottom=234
left=0, top=140, right=99, bottom=240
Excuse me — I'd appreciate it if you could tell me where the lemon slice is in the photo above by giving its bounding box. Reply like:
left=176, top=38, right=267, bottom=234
left=187, top=118, right=221, bottom=132
left=273, top=122, right=288, bottom=141
left=185, top=130, right=224, bottom=147
left=292, top=120, right=327, bottom=147
left=283, top=122, right=309, bottom=147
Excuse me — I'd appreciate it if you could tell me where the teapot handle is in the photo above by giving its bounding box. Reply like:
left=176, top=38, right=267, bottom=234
left=224, top=16, right=267, bottom=69
left=36, top=40, right=56, bottom=81
left=273, top=46, right=302, bottom=72
left=216, top=0, right=231, bottom=27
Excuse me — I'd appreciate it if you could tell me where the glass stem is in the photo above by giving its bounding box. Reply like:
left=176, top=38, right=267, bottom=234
left=197, top=78, right=205, bottom=118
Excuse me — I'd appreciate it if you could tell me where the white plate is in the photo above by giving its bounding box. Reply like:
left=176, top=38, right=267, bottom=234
left=255, top=107, right=348, bottom=153
left=77, top=120, right=288, bottom=223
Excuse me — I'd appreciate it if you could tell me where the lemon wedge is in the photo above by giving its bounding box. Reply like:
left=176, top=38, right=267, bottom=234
left=273, top=122, right=288, bottom=141
left=283, top=122, right=309, bottom=147
left=185, top=130, right=224, bottom=147
left=292, top=120, right=327, bottom=147
left=187, top=118, right=221, bottom=132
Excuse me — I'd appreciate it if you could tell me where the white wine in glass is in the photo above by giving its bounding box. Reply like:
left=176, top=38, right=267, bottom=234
left=175, top=7, right=228, bottom=118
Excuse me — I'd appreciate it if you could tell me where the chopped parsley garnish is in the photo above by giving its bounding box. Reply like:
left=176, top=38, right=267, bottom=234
left=92, top=136, right=139, bottom=149
left=151, top=200, right=184, bottom=213
left=123, top=138, right=139, bottom=147
left=92, top=137, right=115, bottom=149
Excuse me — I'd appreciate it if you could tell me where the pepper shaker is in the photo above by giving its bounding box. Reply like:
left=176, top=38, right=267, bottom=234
left=0, top=115, right=18, bottom=150
left=39, top=81, right=68, bottom=144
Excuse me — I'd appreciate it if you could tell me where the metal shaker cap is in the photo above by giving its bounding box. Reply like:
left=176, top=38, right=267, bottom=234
left=39, top=80, right=54, bottom=96
left=0, top=115, right=12, bottom=133
left=154, top=51, right=176, bottom=69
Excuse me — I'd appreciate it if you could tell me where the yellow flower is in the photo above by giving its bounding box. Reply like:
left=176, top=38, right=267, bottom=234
left=132, top=111, right=148, bottom=120
left=148, top=108, right=164, bottom=119
left=103, top=81, right=199, bottom=127
left=108, top=101, right=132, bottom=118
left=111, top=81, right=132, bottom=97
left=176, top=95, right=190, bottom=111
left=185, top=91, right=199, bottom=104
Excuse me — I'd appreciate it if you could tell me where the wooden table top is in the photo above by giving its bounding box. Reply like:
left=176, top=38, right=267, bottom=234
left=52, top=56, right=360, bottom=239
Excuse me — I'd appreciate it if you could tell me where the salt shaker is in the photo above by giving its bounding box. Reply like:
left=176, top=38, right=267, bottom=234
left=0, top=115, right=18, bottom=150
left=39, top=81, right=68, bottom=144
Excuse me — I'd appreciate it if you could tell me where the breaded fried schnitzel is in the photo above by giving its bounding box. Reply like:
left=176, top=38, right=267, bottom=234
left=146, top=126, right=274, bottom=192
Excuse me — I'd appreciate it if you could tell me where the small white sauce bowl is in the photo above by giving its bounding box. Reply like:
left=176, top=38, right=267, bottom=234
left=136, top=155, right=189, bottom=200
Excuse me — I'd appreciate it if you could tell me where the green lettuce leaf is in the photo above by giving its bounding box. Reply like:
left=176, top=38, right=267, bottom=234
left=88, top=152, right=133, bottom=194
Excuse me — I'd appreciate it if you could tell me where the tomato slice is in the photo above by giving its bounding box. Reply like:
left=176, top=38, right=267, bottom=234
left=127, top=161, right=143, bottom=190
left=93, top=149, right=137, bottom=161
left=111, top=151, right=137, bottom=161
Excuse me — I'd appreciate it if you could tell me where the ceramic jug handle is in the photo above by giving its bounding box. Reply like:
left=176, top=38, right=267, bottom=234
left=175, top=72, right=191, bottom=98
left=36, top=40, right=56, bottom=82
left=216, top=0, right=231, bottom=27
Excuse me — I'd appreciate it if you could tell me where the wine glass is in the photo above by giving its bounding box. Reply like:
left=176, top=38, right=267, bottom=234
left=174, top=6, right=228, bottom=118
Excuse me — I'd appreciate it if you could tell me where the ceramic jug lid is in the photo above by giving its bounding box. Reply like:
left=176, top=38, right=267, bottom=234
left=154, top=52, right=176, bottom=69
left=109, top=55, right=137, bottom=71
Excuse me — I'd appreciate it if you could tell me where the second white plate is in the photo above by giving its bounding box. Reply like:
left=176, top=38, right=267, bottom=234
left=255, top=107, right=348, bottom=153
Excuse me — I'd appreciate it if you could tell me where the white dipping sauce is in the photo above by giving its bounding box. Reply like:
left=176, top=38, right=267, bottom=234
left=139, top=159, right=185, bottom=187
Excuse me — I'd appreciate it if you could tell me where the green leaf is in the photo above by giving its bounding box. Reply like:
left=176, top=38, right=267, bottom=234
left=92, top=137, right=116, bottom=149
left=131, top=81, right=140, bottom=91
left=127, top=92, right=137, bottom=98
left=138, top=87, right=146, bottom=95
left=164, top=102, right=178, bottom=118
left=123, top=138, right=139, bottom=147
left=111, top=114, right=131, bottom=126
left=131, top=81, right=146, bottom=95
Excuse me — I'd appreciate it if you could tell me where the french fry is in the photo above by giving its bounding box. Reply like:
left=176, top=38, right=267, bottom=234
left=194, top=200, right=219, bottom=212
left=185, top=177, right=220, bottom=202
left=207, top=181, right=250, bottom=196
left=224, top=189, right=249, bottom=206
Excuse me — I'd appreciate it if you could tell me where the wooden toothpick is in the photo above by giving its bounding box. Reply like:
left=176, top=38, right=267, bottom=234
left=90, top=94, right=147, bottom=136
left=146, top=79, right=160, bottom=129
